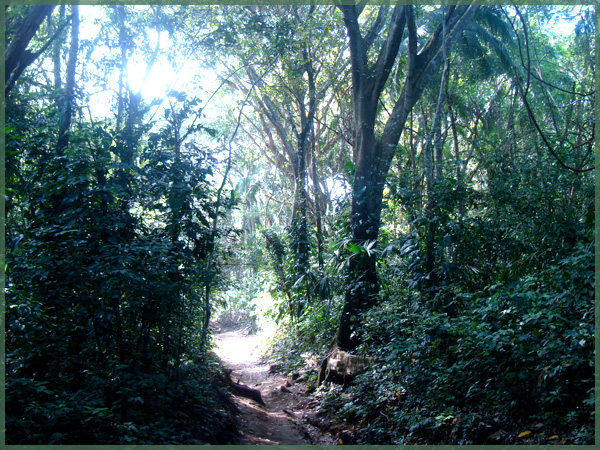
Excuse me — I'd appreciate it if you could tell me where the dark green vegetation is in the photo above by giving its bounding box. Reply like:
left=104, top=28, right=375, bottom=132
left=5, top=5, right=237, bottom=444
left=4, top=4, right=595, bottom=445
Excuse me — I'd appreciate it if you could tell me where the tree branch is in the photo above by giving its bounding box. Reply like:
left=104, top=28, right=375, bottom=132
left=363, top=5, right=389, bottom=50
left=380, top=5, right=480, bottom=170
left=5, top=5, right=55, bottom=79
left=371, top=5, right=407, bottom=105
left=513, top=68, right=594, bottom=173
left=341, top=4, right=366, bottom=114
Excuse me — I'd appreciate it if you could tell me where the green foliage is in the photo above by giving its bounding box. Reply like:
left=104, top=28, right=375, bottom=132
left=261, top=212, right=353, bottom=374
left=7, top=4, right=593, bottom=445
left=5, top=57, right=235, bottom=443
left=265, top=297, right=343, bottom=377
left=263, top=228, right=296, bottom=320
left=262, top=224, right=331, bottom=322
left=5, top=354, right=237, bottom=444
left=322, top=238, right=594, bottom=444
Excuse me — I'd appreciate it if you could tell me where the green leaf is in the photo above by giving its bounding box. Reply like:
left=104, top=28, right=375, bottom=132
left=348, top=242, right=362, bottom=253
left=344, top=160, right=355, bottom=175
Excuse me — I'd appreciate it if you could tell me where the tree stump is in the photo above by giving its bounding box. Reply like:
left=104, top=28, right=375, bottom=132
left=317, top=349, right=374, bottom=385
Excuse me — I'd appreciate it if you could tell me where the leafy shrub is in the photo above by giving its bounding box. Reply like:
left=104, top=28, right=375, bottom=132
left=6, top=353, right=238, bottom=444
left=265, top=297, right=343, bottom=376
left=323, top=239, right=594, bottom=444
left=5, top=102, right=238, bottom=444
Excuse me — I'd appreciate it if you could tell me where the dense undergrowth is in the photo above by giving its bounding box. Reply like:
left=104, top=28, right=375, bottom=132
left=6, top=351, right=238, bottom=444
left=5, top=72, right=240, bottom=444
left=6, top=4, right=594, bottom=445
left=261, top=205, right=595, bottom=444
left=329, top=240, right=594, bottom=444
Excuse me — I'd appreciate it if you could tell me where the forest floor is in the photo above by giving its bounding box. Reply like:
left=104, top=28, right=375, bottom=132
left=213, top=329, right=336, bottom=445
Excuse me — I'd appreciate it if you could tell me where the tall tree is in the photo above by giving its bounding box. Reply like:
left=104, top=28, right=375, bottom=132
left=335, top=4, right=479, bottom=350
left=217, top=5, right=347, bottom=318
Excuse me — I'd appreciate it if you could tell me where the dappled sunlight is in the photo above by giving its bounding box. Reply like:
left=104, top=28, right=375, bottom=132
left=5, top=2, right=593, bottom=445
left=214, top=330, right=267, bottom=367
left=213, top=328, right=335, bottom=444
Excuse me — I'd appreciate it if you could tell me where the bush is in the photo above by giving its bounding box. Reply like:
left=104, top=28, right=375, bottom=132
left=265, top=297, right=343, bottom=377
left=322, top=240, right=594, bottom=444
left=6, top=353, right=238, bottom=444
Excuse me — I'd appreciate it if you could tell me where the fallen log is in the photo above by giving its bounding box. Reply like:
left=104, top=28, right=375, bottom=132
left=223, top=369, right=265, bottom=405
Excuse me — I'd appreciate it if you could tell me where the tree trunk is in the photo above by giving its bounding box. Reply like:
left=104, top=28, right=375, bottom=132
left=335, top=4, right=479, bottom=351
left=310, top=134, right=325, bottom=269
left=115, top=5, right=128, bottom=134
left=336, top=136, right=384, bottom=350
left=56, top=5, right=79, bottom=154
left=424, top=112, right=436, bottom=282
left=424, top=46, right=450, bottom=290
left=51, top=6, right=65, bottom=94
left=292, top=135, right=310, bottom=278
left=5, top=5, right=56, bottom=92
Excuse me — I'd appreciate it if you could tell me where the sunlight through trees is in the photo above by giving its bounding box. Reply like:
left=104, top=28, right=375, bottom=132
left=5, top=4, right=594, bottom=445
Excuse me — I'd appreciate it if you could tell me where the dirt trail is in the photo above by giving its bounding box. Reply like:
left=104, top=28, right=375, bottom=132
left=214, top=329, right=335, bottom=445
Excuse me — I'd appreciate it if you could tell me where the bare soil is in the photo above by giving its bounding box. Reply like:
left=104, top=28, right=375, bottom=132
left=214, top=329, right=336, bottom=445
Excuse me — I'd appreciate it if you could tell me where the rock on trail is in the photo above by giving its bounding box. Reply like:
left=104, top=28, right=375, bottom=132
left=213, top=329, right=335, bottom=445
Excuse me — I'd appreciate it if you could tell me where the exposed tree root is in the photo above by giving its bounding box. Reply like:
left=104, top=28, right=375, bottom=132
left=223, top=369, right=265, bottom=405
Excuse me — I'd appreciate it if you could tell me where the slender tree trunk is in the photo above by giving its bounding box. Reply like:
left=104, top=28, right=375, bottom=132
left=310, top=135, right=325, bottom=269
left=424, top=116, right=435, bottom=281
left=115, top=5, right=127, bottom=134
left=424, top=36, right=450, bottom=289
left=292, top=135, right=309, bottom=277
left=49, top=5, right=78, bottom=218
left=52, top=6, right=65, bottom=95
left=56, top=5, right=79, bottom=154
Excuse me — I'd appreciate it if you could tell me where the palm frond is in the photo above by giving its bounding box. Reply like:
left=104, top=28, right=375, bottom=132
left=476, top=6, right=515, bottom=43
left=469, top=22, right=513, bottom=73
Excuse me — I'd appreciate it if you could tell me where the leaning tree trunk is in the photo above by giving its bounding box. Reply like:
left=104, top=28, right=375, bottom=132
left=5, top=5, right=56, bottom=93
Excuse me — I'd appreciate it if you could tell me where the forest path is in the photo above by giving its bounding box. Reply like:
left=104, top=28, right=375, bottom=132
left=213, top=329, right=335, bottom=445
